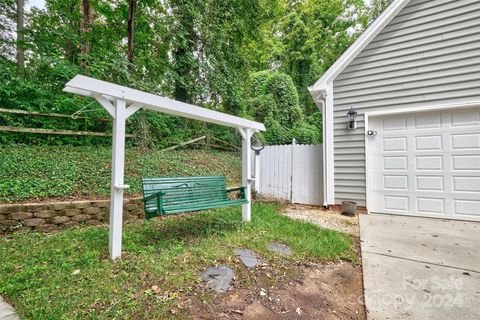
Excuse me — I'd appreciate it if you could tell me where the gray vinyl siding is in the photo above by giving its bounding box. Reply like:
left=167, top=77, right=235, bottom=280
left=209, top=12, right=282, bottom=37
left=332, top=0, right=480, bottom=206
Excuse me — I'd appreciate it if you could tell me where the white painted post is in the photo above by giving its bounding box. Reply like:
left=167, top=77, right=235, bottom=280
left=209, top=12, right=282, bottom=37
left=109, top=99, right=127, bottom=259
left=290, top=138, right=296, bottom=203
left=241, top=128, right=253, bottom=221
left=254, top=152, right=260, bottom=192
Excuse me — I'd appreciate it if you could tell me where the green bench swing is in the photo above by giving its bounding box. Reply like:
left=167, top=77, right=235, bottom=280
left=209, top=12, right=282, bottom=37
left=141, top=176, right=248, bottom=220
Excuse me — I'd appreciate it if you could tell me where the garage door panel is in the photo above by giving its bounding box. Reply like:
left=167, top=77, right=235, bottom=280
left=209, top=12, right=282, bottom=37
left=414, top=114, right=442, bottom=129
left=383, top=156, right=408, bottom=170
left=384, top=195, right=409, bottom=211
left=415, top=156, right=443, bottom=170
left=383, top=137, right=407, bottom=151
left=451, top=133, right=480, bottom=149
left=452, top=155, right=480, bottom=170
left=453, top=176, right=480, bottom=193
left=383, top=117, right=407, bottom=131
left=416, top=197, right=445, bottom=214
left=451, top=110, right=480, bottom=126
left=384, top=175, right=409, bottom=190
left=415, top=135, right=442, bottom=150
left=416, top=176, right=444, bottom=191
left=368, top=107, right=480, bottom=221
left=454, top=199, right=480, bottom=216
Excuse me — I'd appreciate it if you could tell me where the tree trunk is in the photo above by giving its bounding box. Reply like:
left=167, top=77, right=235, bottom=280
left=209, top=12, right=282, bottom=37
left=80, top=0, right=91, bottom=70
left=16, top=0, right=25, bottom=76
left=127, top=0, right=137, bottom=74
left=173, top=47, right=189, bottom=102
left=64, top=1, right=78, bottom=62
left=171, top=0, right=196, bottom=103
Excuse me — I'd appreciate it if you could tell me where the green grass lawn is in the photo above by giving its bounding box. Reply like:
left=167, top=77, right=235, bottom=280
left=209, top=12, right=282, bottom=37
left=0, top=203, right=356, bottom=319
left=0, top=146, right=241, bottom=203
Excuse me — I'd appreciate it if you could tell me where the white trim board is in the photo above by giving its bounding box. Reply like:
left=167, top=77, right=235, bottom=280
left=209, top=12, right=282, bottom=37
left=325, top=82, right=335, bottom=205
left=364, top=100, right=480, bottom=216
left=363, top=100, right=480, bottom=118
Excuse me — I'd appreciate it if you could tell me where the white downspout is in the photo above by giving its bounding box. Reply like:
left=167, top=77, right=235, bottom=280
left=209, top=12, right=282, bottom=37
left=315, top=91, right=328, bottom=208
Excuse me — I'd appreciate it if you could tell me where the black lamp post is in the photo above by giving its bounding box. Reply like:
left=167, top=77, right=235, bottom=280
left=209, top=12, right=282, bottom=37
left=346, top=107, right=357, bottom=130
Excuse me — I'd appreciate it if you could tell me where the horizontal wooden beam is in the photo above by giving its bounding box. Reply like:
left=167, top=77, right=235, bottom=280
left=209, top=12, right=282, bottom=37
left=0, top=125, right=133, bottom=137
left=0, top=107, right=112, bottom=122
left=64, top=75, right=266, bottom=131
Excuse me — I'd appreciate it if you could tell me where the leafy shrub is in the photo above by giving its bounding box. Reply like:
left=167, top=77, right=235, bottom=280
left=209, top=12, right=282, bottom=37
left=246, top=70, right=321, bottom=145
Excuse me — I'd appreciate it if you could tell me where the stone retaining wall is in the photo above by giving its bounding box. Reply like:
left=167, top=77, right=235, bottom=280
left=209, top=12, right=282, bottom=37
left=0, top=197, right=144, bottom=234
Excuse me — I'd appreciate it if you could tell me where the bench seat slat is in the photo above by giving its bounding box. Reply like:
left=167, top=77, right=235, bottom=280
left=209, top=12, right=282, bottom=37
left=157, top=196, right=244, bottom=209
left=163, top=198, right=247, bottom=211
left=144, top=191, right=241, bottom=209
left=145, top=194, right=230, bottom=208
left=162, top=199, right=248, bottom=215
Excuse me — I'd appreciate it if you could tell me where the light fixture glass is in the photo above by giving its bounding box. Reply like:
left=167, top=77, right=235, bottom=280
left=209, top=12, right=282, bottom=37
left=346, top=107, right=357, bottom=130
left=250, top=136, right=265, bottom=154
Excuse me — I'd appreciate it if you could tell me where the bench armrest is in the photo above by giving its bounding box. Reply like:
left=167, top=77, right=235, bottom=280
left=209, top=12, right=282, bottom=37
left=227, top=187, right=244, bottom=192
left=226, top=186, right=246, bottom=199
left=144, top=191, right=166, bottom=217
left=143, top=191, right=165, bottom=202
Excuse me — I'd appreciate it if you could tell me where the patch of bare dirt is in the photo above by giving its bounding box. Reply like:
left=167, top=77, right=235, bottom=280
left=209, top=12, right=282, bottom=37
left=188, top=262, right=365, bottom=319
left=179, top=204, right=365, bottom=319
left=282, top=205, right=359, bottom=236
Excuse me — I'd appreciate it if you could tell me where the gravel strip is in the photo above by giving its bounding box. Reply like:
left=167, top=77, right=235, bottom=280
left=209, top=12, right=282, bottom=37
left=282, top=205, right=359, bottom=236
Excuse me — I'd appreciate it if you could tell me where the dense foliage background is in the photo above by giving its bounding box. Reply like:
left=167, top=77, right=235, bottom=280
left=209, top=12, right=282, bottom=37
left=0, top=0, right=388, bottom=147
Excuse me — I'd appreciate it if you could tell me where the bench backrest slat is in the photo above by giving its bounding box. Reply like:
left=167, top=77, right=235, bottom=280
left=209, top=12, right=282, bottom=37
left=142, top=176, right=229, bottom=212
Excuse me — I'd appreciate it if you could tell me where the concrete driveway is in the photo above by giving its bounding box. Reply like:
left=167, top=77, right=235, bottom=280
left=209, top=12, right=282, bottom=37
left=360, top=214, right=480, bottom=320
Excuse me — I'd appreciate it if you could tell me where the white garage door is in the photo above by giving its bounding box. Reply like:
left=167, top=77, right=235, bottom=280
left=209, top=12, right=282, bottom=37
left=368, top=107, right=480, bottom=221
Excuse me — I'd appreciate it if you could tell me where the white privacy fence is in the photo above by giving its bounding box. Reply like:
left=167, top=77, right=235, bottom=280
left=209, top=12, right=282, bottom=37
left=254, top=142, right=323, bottom=205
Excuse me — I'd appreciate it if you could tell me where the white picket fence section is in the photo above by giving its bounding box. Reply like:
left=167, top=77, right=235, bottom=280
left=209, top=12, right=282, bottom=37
left=255, top=142, right=323, bottom=205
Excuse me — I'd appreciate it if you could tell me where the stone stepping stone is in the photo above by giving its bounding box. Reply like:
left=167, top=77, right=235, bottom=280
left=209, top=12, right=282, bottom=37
left=234, top=249, right=262, bottom=268
left=0, top=296, right=20, bottom=320
left=267, top=242, right=292, bottom=256
left=200, top=266, right=234, bottom=293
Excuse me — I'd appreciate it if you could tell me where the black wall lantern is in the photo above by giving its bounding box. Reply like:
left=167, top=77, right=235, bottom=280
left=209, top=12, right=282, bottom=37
left=346, top=106, right=357, bottom=130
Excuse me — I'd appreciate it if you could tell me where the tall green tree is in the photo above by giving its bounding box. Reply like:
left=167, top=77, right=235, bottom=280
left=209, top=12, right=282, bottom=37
left=79, top=0, right=91, bottom=71
left=168, top=0, right=198, bottom=103
left=0, top=0, right=16, bottom=60
left=277, top=0, right=368, bottom=112
left=15, top=0, right=25, bottom=75
left=369, top=0, right=392, bottom=20
left=127, top=0, right=136, bottom=74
